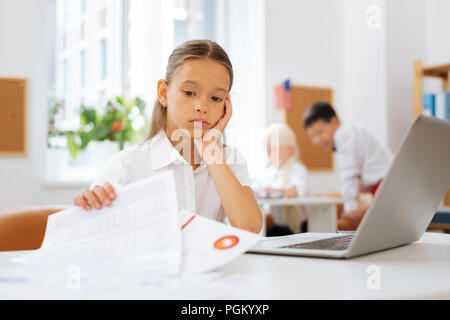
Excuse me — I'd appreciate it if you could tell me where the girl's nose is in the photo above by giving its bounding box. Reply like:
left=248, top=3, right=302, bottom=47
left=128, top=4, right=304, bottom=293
left=195, top=99, right=208, bottom=113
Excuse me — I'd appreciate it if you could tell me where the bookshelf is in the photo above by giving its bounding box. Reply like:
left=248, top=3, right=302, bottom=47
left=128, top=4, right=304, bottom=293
left=413, top=59, right=450, bottom=206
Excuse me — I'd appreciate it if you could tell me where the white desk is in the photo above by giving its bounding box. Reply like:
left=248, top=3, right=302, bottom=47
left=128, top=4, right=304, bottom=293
left=257, top=197, right=343, bottom=235
left=1, top=233, right=448, bottom=299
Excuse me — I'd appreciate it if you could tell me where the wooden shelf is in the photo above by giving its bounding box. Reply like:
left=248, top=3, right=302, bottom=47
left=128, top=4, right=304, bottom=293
left=422, top=63, right=450, bottom=78
left=413, top=59, right=450, bottom=206
left=414, top=60, right=450, bottom=117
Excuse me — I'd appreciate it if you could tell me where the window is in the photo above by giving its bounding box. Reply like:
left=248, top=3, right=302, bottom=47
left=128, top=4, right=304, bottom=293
left=80, top=21, right=85, bottom=40
left=100, top=7, right=107, bottom=29
left=63, top=58, right=69, bottom=95
left=173, top=0, right=217, bottom=47
left=48, top=0, right=125, bottom=185
left=80, top=49, right=86, bottom=88
left=52, top=0, right=123, bottom=131
left=47, top=0, right=264, bottom=186
left=100, top=38, right=107, bottom=81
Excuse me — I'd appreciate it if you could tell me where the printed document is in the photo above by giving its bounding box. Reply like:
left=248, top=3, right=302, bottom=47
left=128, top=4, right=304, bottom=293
left=180, top=210, right=260, bottom=275
left=12, top=171, right=182, bottom=277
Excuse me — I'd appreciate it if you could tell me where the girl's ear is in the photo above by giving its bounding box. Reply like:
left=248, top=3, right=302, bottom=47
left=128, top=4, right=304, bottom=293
left=157, top=79, right=168, bottom=106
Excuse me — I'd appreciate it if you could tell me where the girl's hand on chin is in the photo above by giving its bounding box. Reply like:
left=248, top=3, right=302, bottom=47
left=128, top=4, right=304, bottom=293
left=193, top=95, right=232, bottom=164
left=212, top=94, right=233, bottom=133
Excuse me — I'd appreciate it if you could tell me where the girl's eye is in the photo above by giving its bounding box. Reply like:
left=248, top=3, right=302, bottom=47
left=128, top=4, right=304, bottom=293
left=184, top=90, right=195, bottom=96
left=211, top=96, right=223, bottom=103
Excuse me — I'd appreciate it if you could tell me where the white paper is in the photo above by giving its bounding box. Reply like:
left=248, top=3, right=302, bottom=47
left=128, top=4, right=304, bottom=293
left=179, top=210, right=261, bottom=275
left=4, top=171, right=262, bottom=298
left=12, top=171, right=182, bottom=277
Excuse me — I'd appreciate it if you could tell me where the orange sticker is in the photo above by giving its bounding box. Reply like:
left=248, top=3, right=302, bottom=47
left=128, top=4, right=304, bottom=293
left=214, top=235, right=239, bottom=250
left=181, top=215, right=196, bottom=230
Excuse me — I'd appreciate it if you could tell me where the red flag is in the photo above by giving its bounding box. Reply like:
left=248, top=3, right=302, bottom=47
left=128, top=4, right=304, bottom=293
left=274, top=79, right=293, bottom=110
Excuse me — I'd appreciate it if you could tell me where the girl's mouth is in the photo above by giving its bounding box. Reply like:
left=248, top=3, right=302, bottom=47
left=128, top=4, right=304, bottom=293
left=190, top=119, right=210, bottom=128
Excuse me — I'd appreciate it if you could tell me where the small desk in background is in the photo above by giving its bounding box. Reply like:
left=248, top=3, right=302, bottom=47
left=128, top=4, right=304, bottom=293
left=257, top=197, right=343, bottom=236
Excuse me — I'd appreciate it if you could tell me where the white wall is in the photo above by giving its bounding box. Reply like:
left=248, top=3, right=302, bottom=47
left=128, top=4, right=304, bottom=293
left=424, top=0, right=450, bottom=92
left=265, top=0, right=344, bottom=125
left=341, top=0, right=388, bottom=146
left=385, top=0, right=426, bottom=152
left=0, top=0, right=80, bottom=207
left=222, top=0, right=267, bottom=181
left=264, top=0, right=345, bottom=194
left=425, top=0, right=450, bottom=65
left=128, top=0, right=165, bottom=105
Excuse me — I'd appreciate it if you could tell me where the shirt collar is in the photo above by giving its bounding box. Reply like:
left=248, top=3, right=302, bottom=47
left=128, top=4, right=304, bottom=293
left=144, top=130, right=206, bottom=172
left=333, top=124, right=345, bottom=153
left=147, top=131, right=184, bottom=170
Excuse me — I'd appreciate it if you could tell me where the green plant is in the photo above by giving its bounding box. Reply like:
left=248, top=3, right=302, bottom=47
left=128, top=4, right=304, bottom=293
left=66, top=96, right=148, bottom=158
left=47, top=93, right=66, bottom=148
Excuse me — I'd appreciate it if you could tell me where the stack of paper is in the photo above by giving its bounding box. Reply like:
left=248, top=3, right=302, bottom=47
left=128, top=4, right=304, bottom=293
left=11, top=171, right=260, bottom=284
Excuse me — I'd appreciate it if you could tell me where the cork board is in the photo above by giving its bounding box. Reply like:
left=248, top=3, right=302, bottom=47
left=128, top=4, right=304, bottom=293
left=0, top=78, right=27, bottom=156
left=284, top=85, right=333, bottom=171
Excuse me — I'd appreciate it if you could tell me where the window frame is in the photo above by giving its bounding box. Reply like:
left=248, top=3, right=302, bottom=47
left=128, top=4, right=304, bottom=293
left=46, top=0, right=129, bottom=187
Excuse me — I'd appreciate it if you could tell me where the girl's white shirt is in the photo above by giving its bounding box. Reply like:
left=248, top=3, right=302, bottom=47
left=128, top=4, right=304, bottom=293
left=256, top=157, right=309, bottom=233
left=334, top=123, right=393, bottom=212
left=89, top=130, right=252, bottom=223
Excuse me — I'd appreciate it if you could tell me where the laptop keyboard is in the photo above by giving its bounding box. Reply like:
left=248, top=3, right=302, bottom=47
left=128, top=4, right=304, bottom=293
left=280, top=234, right=355, bottom=251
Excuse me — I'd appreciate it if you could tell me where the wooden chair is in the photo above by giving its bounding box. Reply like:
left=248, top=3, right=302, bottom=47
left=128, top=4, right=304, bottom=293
left=0, top=205, right=68, bottom=251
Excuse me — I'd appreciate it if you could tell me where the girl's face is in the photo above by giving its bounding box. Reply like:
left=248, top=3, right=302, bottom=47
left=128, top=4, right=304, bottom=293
left=158, top=58, right=231, bottom=139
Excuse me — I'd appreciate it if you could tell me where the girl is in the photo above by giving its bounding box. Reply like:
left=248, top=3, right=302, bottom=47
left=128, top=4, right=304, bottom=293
left=73, top=40, right=262, bottom=234
left=255, top=123, right=308, bottom=236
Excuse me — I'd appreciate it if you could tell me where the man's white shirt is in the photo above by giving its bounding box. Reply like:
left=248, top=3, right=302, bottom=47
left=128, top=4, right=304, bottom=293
left=334, top=124, right=393, bottom=212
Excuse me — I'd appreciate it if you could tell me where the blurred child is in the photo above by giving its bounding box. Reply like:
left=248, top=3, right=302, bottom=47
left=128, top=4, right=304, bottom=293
left=255, top=123, right=309, bottom=236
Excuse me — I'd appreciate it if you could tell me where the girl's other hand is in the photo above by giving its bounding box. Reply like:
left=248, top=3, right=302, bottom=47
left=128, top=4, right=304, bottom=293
left=73, top=182, right=117, bottom=211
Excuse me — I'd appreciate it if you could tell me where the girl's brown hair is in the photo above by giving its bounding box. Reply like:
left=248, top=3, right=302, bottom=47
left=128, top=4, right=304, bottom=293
left=145, top=39, right=234, bottom=141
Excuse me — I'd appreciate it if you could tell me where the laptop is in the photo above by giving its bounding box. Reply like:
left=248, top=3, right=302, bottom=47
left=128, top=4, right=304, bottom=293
left=248, top=116, right=450, bottom=259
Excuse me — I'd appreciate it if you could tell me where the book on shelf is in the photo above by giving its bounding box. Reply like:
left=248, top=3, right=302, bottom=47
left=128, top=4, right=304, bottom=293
left=435, top=91, right=450, bottom=120
left=423, top=91, right=450, bottom=120
left=422, top=93, right=435, bottom=117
